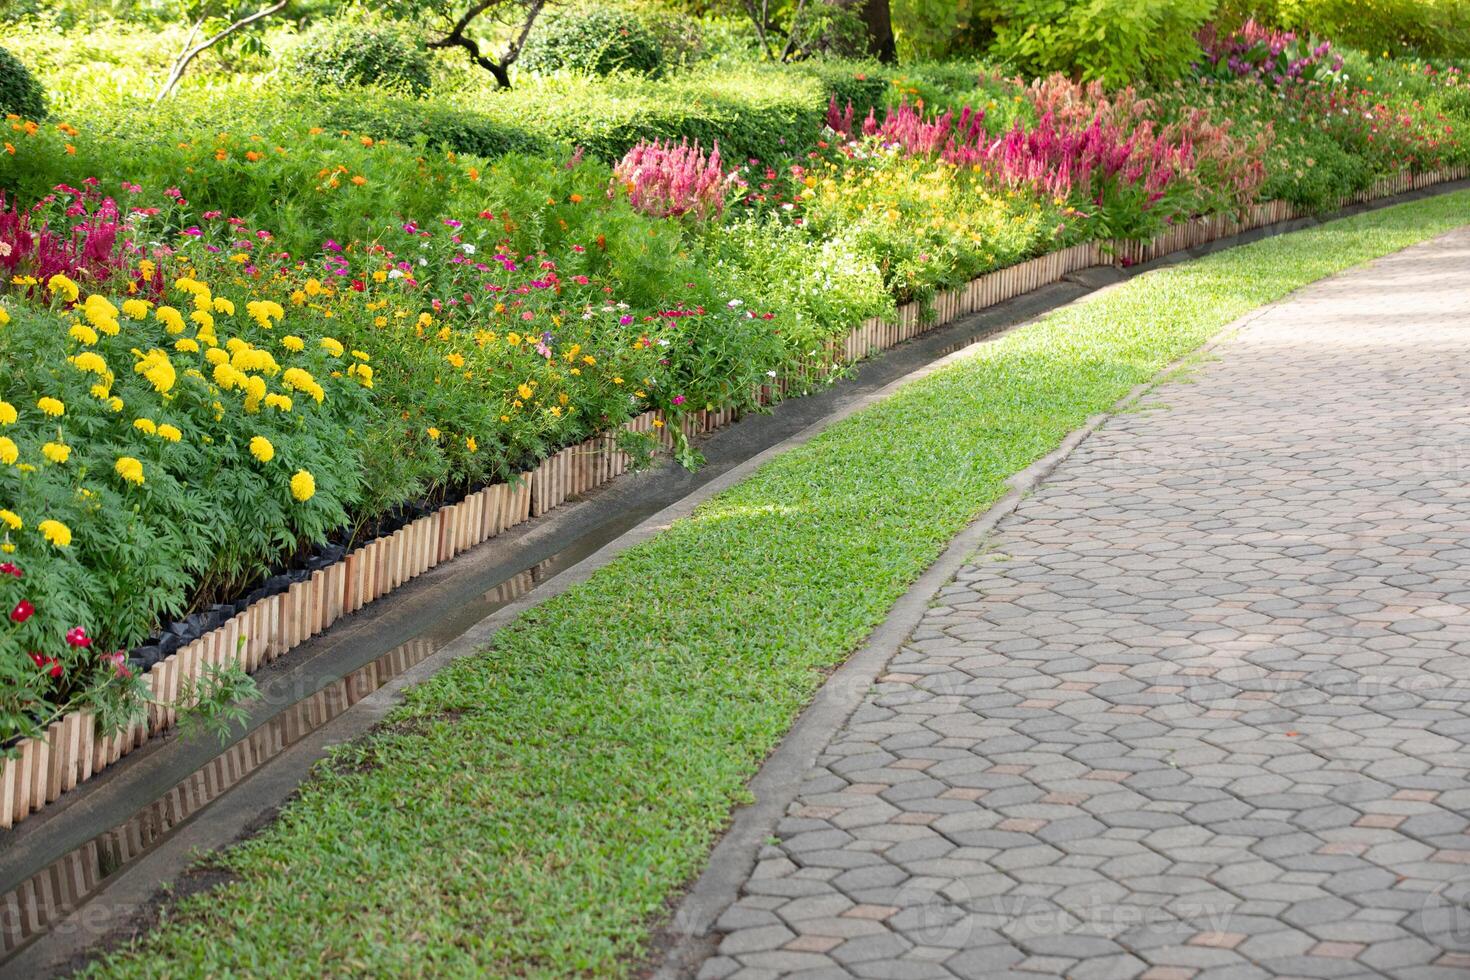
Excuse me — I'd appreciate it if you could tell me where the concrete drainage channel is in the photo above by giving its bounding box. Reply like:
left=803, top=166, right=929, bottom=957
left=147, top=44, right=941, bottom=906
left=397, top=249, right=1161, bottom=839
left=0, top=182, right=1461, bottom=977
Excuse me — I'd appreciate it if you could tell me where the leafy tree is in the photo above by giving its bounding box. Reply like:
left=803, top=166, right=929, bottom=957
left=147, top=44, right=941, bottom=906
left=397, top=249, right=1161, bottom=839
left=381, top=0, right=553, bottom=88
left=155, top=0, right=291, bottom=101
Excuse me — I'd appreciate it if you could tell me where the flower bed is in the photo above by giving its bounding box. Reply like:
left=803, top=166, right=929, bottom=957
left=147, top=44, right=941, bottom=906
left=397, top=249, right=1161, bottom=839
left=2, top=163, right=1466, bottom=829
left=3, top=40, right=1470, bottom=823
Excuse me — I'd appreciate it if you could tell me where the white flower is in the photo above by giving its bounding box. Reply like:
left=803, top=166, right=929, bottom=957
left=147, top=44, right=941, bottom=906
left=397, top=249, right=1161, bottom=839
left=727, top=298, right=743, bottom=308
left=462, top=243, right=476, bottom=255
left=766, top=370, right=777, bottom=378
left=388, top=269, right=404, bottom=279
left=419, top=258, right=428, bottom=266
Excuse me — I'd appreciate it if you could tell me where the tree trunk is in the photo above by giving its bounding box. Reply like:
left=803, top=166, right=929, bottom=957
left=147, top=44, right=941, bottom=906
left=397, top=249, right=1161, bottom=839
left=844, top=0, right=896, bottom=62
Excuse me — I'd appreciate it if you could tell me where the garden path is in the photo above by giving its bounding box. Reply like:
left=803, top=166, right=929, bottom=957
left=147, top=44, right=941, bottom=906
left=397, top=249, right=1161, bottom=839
left=700, top=229, right=1470, bottom=979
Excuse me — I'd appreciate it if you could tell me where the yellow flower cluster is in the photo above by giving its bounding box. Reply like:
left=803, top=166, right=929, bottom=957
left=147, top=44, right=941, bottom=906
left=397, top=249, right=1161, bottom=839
left=281, top=367, right=325, bottom=403
left=290, top=469, right=316, bottom=502
left=135, top=349, right=178, bottom=394
left=115, top=455, right=145, bottom=486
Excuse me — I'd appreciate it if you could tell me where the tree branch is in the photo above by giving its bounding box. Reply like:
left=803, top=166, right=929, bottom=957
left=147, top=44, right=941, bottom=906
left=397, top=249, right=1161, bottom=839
left=427, top=0, right=548, bottom=89
left=156, top=1, right=288, bottom=102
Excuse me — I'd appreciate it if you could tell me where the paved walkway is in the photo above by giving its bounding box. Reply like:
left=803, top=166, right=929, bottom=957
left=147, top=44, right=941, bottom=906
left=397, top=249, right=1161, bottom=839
left=701, top=230, right=1470, bottom=980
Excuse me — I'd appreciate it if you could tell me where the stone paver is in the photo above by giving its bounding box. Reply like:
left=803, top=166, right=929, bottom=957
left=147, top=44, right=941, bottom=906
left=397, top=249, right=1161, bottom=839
left=704, top=231, right=1470, bottom=978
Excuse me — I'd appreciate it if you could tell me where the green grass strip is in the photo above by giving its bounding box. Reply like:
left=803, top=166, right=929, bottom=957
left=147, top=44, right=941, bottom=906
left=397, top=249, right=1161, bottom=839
left=91, top=194, right=1470, bottom=978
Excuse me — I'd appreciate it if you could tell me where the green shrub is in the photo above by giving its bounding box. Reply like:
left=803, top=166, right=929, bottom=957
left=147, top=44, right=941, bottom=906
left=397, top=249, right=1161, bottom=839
left=519, top=5, right=664, bottom=77
left=979, top=0, right=1217, bottom=86
left=0, top=43, right=46, bottom=119
left=464, top=67, right=825, bottom=161
left=320, top=91, right=549, bottom=159
left=284, top=19, right=433, bottom=96
left=1223, top=0, right=1470, bottom=58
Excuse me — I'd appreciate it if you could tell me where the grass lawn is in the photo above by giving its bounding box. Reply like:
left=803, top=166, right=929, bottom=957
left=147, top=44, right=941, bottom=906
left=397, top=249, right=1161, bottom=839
left=88, top=194, right=1470, bottom=977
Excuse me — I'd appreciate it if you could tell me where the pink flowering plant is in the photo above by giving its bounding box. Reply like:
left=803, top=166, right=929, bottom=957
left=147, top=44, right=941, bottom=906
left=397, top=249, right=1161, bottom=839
left=611, top=139, right=734, bottom=221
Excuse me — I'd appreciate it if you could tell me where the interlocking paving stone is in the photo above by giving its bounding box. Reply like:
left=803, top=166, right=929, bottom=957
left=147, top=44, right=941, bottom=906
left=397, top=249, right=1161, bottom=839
left=706, top=232, right=1470, bottom=977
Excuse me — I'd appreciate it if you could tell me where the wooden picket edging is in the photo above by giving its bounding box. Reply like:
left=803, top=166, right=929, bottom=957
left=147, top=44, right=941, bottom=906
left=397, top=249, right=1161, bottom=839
left=2, top=167, right=1466, bottom=831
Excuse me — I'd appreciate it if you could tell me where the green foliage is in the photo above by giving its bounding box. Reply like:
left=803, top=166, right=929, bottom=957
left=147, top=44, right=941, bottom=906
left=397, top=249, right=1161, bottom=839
left=891, top=0, right=989, bottom=59
left=82, top=192, right=1470, bottom=977
left=0, top=43, right=46, bottom=119
left=1224, top=0, right=1470, bottom=58
left=462, top=66, right=826, bottom=161
left=519, top=4, right=665, bottom=77
left=318, top=89, right=548, bottom=158
left=980, top=0, right=1218, bottom=86
left=284, top=18, right=434, bottom=96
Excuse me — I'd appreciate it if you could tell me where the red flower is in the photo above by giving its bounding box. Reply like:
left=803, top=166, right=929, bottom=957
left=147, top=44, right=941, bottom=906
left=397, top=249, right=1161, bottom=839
left=102, top=650, right=131, bottom=679
left=10, top=599, right=34, bottom=623
left=28, top=652, right=62, bottom=678
left=0, top=562, right=19, bottom=578
left=65, top=626, right=92, bottom=648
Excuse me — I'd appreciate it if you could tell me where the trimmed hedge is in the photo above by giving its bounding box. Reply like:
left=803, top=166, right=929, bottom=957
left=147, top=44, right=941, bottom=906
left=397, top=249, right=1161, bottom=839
left=520, top=4, right=664, bottom=77
left=461, top=61, right=890, bottom=162
left=0, top=43, right=45, bottom=119
left=285, top=20, right=433, bottom=96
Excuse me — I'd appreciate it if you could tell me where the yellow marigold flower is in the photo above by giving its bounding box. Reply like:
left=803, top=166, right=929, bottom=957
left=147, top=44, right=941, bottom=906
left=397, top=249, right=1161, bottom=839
left=466, top=437, right=478, bottom=452
left=290, top=290, right=306, bottom=306
left=427, top=427, right=441, bottom=440
left=249, top=436, right=274, bottom=463
left=38, top=519, right=71, bottom=548
left=37, top=397, right=64, bottom=417
left=121, top=298, right=150, bottom=320
left=107, top=396, right=123, bottom=413
left=72, top=351, right=108, bottom=375
left=156, top=306, right=186, bottom=334
left=95, top=317, right=120, bottom=337
left=213, top=298, right=235, bottom=315
left=290, top=469, right=316, bottom=502
left=138, top=259, right=155, bottom=280
left=282, top=335, right=305, bottom=353
left=0, top=508, right=19, bottom=529
left=0, top=305, right=9, bottom=326
left=226, top=337, right=249, bottom=355
left=320, top=337, right=344, bottom=357
left=191, top=309, right=215, bottom=332
left=351, top=350, right=370, bottom=361
left=42, top=441, right=70, bottom=464
left=506, top=331, right=522, bottom=346
left=264, top=393, right=293, bottom=412
left=156, top=424, right=181, bottom=442
left=372, top=270, right=387, bottom=283
left=213, top=362, right=243, bottom=391
left=69, top=323, right=99, bottom=345
left=204, top=347, right=229, bottom=366
left=134, top=418, right=157, bottom=435
left=89, top=383, right=110, bottom=400
left=175, top=338, right=200, bottom=354
left=0, top=437, right=16, bottom=465
left=83, top=294, right=117, bottom=326
left=0, top=401, right=15, bottom=425
left=446, top=352, right=465, bottom=369
left=135, top=350, right=177, bottom=394
left=304, top=278, right=323, bottom=297
left=517, top=383, right=534, bottom=400
left=47, top=274, right=79, bottom=303
left=115, top=456, right=145, bottom=485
